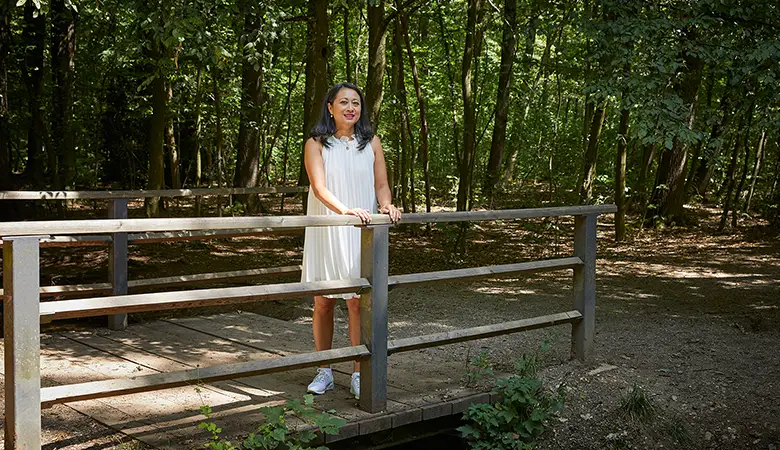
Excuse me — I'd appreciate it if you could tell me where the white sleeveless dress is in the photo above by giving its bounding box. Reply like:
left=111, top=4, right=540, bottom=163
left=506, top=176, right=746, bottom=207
left=301, top=135, right=376, bottom=299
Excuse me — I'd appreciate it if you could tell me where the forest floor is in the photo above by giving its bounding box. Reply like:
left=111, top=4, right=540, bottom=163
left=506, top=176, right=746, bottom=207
left=3, top=197, right=779, bottom=449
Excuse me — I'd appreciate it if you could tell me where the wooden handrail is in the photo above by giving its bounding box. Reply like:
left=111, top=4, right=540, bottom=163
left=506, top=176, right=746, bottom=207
left=0, top=205, right=617, bottom=237
left=0, top=186, right=308, bottom=200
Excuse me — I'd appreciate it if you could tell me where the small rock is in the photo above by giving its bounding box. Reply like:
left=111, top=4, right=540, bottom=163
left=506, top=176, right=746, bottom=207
left=704, top=432, right=712, bottom=441
left=581, top=413, right=593, bottom=420
left=671, top=395, right=678, bottom=401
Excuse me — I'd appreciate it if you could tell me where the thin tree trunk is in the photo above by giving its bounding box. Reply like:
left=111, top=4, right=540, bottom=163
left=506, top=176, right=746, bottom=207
left=0, top=0, right=11, bottom=189
left=579, top=104, right=606, bottom=203
left=165, top=82, right=181, bottom=189
left=400, top=11, right=431, bottom=213
left=458, top=0, right=485, bottom=212
left=298, top=0, right=329, bottom=188
left=501, top=14, right=541, bottom=185
left=391, top=17, right=412, bottom=212
left=615, top=108, right=629, bottom=242
left=22, top=1, right=46, bottom=188
left=193, top=67, right=203, bottom=214
left=434, top=0, right=461, bottom=170
left=484, top=0, right=517, bottom=207
left=692, top=93, right=734, bottom=200
left=744, top=129, right=766, bottom=214
left=145, top=73, right=166, bottom=217
left=281, top=33, right=296, bottom=213
left=366, top=2, right=387, bottom=128
left=51, top=0, right=76, bottom=189
left=343, top=4, right=351, bottom=84
left=731, top=122, right=755, bottom=228
left=718, top=113, right=748, bottom=232
left=214, top=65, right=224, bottom=216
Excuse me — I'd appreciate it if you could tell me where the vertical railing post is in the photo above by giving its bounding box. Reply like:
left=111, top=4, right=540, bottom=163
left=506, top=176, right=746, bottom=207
left=3, top=236, right=42, bottom=448
left=572, top=214, right=598, bottom=361
left=108, top=198, right=129, bottom=330
left=359, top=225, right=389, bottom=413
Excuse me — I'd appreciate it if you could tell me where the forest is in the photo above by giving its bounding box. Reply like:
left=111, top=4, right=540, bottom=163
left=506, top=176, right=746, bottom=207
left=0, top=0, right=778, bottom=237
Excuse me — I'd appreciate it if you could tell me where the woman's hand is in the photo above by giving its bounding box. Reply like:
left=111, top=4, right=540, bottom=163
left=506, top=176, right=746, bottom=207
left=344, top=207, right=372, bottom=224
left=380, top=204, right=402, bottom=224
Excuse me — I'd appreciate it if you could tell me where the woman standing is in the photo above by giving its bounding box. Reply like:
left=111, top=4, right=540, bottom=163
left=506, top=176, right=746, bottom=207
left=301, top=82, right=401, bottom=399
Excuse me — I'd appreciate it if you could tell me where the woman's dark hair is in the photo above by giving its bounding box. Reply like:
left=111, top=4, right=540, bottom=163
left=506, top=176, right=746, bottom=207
left=309, top=82, right=373, bottom=151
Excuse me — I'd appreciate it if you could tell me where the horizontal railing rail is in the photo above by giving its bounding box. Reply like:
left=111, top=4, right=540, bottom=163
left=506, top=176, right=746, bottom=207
left=0, top=186, right=308, bottom=200
left=1, top=205, right=615, bottom=447
left=0, top=205, right=615, bottom=236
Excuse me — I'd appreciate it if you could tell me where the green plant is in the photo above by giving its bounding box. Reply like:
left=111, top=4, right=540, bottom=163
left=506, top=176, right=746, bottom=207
left=199, top=394, right=345, bottom=450
left=466, top=349, right=495, bottom=387
left=618, top=384, right=656, bottom=422
left=457, top=377, right=565, bottom=450
left=514, top=338, right=553, bottom=378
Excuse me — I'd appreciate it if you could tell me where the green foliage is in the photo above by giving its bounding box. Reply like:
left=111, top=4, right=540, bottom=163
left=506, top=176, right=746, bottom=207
left=458, top=376, right=564, bottom=450
left=199, top=394, right=344, bottom=450
left=514, top=337, right=552, bottom=379
left=466, top=349, right=495, bottom=387
left=618, top=384, right=656, bottom=423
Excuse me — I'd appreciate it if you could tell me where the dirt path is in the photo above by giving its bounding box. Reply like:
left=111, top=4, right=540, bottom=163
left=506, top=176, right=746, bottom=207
left=8, top=205, right=780, bottom=448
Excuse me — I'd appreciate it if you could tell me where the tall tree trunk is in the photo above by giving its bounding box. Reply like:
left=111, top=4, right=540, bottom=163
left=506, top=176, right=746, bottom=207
left=214, top=64, right=224, bottom=216
left=434, top=0, right=461, bottom=171
left=579, top=104, right=606, bottom=203
left=22, top=1, right=46, bottom=188
left=193, top=68, right=203, bottom=213
left=298, top=0, right=329, bottom=188
left=365, top=2, right=387, bottom=129
left=631, top=143, right=657, bottom=211
left=343, top=5, right=351, bottom=84
left=718, top=111, right=749, bottom=232
left=391, top=16, right=412, bottom=213
left=400, top=10, right=431, bottom=213
left=0, top=0, right=11, bottom=189
left=457, top=0, right=485, bottom=212
left=165, top=82, right=181, bottom=189
left=235, top=13, right=264, bottom=211
left=51, top=0, right=76, bottom=189
left=650, top=46, right=704, bottom=223
left=743, top=129, right=766, bottom=214
left=484, top=0, right=517, bottom=207
left=145, top=73, right=167, bottom=217
left=731, top=121, right=755, bottom=228
left=501, top=14, right=540, bottom=184
left=615, top=108, right=630, bottom=242
left=692, top=92, right=734, bottom=200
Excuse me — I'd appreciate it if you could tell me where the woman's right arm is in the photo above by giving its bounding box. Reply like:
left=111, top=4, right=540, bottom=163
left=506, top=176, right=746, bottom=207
left=304, top=138, right=372, bottom=223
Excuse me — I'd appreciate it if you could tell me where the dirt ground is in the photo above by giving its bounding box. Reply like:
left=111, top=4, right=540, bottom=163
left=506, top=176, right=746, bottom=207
left=3, top=199, right=779, bottom=449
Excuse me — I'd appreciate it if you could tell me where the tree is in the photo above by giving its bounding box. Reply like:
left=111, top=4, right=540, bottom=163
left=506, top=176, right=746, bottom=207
left=484, top=0, right=516, bottom=207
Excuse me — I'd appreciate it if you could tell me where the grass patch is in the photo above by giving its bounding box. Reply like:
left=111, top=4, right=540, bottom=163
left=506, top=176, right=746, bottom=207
left=618, top=383, right=656, bottom=422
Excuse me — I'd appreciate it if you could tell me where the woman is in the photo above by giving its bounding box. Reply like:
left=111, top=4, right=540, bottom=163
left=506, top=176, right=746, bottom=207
left=301, top=82, right=401, bottom=400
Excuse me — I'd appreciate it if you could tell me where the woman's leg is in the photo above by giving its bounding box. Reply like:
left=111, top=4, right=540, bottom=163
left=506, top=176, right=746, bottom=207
left=346, top=296, right=361, bottom=373
left=313, top=295, right=336, bottom=368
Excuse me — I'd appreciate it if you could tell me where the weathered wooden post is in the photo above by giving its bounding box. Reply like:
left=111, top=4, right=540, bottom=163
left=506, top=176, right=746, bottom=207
left=572, top=213, right=598, bottom=361
left=108, top=199, right=129, bottom=330
left=359, top=224, right=390, bottom=413
left=3, top=236, right=42, bottom=448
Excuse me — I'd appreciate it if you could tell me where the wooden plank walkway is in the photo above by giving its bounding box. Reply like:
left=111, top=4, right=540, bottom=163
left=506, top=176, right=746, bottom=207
left=2, top=312, right=497, bottom=448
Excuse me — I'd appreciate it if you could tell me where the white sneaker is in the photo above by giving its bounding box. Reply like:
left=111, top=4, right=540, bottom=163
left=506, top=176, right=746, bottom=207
left=307, top=368, right=334, bottom=395
left=350, top=372, right=360, bottom=400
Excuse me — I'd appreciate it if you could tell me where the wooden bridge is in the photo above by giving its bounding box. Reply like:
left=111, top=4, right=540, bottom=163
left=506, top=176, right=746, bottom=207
left=0, top=190, right=615, bottom=448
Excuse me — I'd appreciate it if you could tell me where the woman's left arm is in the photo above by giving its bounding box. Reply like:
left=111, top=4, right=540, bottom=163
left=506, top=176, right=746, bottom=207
left=372, top=135, right=402, bottom=223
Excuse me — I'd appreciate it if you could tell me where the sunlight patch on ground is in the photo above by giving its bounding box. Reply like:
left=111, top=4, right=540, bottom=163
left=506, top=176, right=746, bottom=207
left=471, top=286, right=537, bottom=295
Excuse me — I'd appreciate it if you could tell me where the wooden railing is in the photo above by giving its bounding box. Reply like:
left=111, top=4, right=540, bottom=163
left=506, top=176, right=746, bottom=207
left=0, top=204, right=615, bottom=448
left=0, top=187, right=309, bottom=330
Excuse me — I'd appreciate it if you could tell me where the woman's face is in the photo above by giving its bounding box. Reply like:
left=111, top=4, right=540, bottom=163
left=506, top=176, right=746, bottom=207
left=328, top=88, right=361, bottom=130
